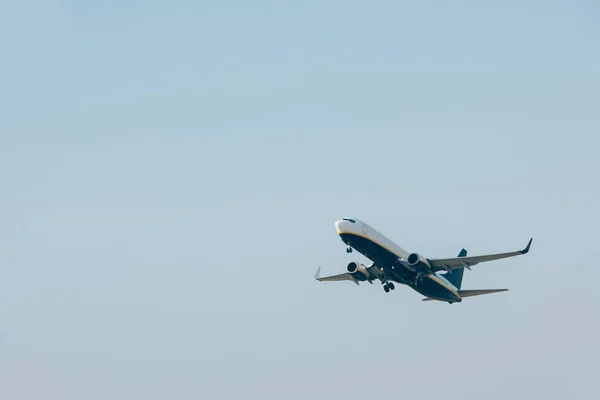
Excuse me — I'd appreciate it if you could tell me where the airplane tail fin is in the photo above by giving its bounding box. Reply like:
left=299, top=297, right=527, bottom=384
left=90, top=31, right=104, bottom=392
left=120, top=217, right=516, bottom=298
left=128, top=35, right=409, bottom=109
left=443, top=248, right=467, bottom=289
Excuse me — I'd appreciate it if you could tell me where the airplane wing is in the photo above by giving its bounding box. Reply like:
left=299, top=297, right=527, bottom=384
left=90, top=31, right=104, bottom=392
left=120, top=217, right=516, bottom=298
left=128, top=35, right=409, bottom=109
left=428, top=238, right=532, bottom=272
left=314, top=265, right=382, bottom=285
left=314, top=267, right=356, bottom=283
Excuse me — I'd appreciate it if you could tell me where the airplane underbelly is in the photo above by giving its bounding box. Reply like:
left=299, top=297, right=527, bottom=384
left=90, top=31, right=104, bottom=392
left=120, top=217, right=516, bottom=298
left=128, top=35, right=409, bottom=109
left=340, top=233, right=415, bottom=281
left=339, top=233, right=398, bottom=266
left=413, top=278, right=460, bottom=302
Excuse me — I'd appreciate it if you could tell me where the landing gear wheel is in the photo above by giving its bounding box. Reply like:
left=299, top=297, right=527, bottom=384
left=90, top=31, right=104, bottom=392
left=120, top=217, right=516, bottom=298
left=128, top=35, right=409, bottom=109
left=346, top=247, right=353, bottom=253
left=383, top=285, right=390, bottom=293
left=388, top=282, right=395, bottom=290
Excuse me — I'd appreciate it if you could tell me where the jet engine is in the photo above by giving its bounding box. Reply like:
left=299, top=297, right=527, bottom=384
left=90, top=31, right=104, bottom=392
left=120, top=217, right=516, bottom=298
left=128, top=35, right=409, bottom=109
left=346, top=262, right=370, bottom=281
left=406, top=253, right=431, bottom=272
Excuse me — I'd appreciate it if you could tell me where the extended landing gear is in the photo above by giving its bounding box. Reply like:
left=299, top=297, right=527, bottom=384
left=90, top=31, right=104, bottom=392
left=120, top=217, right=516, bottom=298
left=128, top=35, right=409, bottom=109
left=412, top=275, right=424, bottom=286
left=383, top=282, right=395, bottom=293
left=346, top=246, right=353, bottom=253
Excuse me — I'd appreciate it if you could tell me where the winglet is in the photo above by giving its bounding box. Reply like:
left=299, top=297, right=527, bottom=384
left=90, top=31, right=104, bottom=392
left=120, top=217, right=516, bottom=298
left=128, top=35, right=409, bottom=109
left=314, top=267, right=321, bottom=280
left=520, top=238, right=533, bottom=254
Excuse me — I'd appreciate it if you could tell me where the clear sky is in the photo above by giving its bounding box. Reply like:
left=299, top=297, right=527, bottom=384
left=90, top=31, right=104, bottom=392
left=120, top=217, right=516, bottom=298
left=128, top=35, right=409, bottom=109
left=1, top=1, right=599, bottom=399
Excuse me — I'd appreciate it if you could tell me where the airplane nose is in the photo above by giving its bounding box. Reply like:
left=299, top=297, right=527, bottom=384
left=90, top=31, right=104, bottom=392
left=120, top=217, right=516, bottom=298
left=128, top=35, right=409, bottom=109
left=336, top=218, right=359, bottom=234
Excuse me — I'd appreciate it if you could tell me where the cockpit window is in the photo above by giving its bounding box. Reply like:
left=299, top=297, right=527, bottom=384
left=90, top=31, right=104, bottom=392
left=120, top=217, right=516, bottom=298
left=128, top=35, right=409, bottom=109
left=342, top=218, right=356, bottom=223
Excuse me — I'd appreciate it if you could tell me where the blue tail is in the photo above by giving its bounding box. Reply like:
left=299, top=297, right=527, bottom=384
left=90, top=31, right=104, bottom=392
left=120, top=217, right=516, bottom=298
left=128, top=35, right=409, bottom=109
left=444, top=249, right=467, bottom=289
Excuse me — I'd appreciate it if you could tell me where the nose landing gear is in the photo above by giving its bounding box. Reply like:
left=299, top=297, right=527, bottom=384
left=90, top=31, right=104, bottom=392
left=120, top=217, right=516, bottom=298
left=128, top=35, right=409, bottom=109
left=346, top=246, right=353, bottom=253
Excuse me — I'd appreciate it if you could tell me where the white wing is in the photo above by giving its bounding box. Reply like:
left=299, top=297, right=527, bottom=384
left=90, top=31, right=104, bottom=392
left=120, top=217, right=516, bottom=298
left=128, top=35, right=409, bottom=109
left=428, top=238, right=532, bottom=271
left=314, top=265, right=383, bottom=285
left=314, top=267, right=354, bottom=282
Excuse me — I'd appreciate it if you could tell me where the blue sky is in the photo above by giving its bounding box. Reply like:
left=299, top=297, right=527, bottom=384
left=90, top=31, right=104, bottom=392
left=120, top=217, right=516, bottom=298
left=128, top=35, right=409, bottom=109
left=1, top=1, right=599, bottom=399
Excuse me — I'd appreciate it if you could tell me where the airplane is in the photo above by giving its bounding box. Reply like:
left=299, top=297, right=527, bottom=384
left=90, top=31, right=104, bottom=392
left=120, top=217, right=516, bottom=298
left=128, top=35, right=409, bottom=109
left=315, top=218, right=532, bottom=303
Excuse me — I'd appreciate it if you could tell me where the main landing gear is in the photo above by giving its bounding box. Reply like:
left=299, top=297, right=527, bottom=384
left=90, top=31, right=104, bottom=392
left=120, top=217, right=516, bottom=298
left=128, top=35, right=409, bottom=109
left=412, top=274, right=424, bottom=287
left=383, top=282, right=395, bottom=293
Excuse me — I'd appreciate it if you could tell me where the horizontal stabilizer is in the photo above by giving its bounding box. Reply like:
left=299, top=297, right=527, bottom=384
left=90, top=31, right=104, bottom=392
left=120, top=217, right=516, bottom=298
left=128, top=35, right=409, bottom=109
left=421, top=289, right=508, bottom=302
left=458, top=289, right=508, bottom=298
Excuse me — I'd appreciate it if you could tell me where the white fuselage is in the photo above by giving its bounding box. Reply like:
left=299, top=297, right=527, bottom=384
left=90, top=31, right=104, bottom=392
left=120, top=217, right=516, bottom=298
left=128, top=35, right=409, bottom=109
left=335, top=219, right=411, bottom=259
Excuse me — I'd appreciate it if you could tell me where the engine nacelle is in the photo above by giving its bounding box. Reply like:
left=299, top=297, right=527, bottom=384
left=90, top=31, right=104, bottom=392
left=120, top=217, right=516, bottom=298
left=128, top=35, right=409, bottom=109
left=407, top=253, right=431, bottom=272
left=346, top=262, right=370, bottom=281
